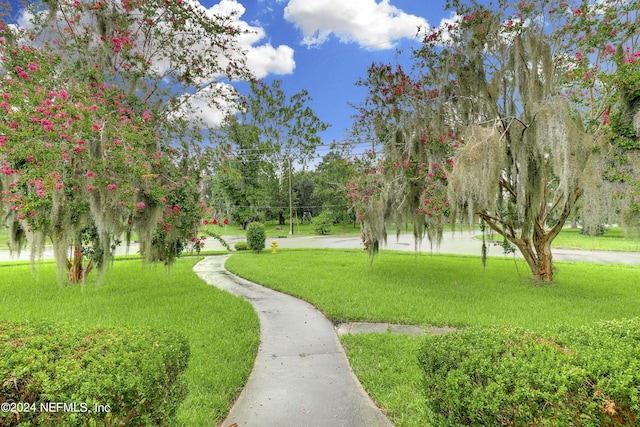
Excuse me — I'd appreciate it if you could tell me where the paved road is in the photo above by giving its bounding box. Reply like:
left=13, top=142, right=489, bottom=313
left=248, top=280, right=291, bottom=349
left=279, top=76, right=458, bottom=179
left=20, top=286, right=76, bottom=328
left=2, top=231, right=638, bottom=264
left=257, top=232, right=640, bottom=265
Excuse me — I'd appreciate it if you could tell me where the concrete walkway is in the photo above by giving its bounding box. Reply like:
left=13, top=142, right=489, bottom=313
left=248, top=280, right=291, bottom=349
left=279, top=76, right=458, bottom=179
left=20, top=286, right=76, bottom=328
left=192, top=255, right=393, bottom=427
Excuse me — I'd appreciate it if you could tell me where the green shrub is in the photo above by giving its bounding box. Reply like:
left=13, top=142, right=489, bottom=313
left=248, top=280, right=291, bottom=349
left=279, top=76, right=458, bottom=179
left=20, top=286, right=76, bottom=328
left=420, top=319, right=640, bottom=426
left=246, top=222, right=265, bottom=253
left=0, top=321, right=190, bottom=427
left=557, top=318, right=640, bottom=425
left=234, top=240, right=248, bottom=251
left=312, top=210, right=333, bottom=235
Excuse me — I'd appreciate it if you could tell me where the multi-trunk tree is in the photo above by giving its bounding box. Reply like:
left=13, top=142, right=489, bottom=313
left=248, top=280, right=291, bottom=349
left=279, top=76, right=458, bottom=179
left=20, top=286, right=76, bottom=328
left=351, top=0, right=640, bottom=283
left=1, top=0, right=250, bottom=282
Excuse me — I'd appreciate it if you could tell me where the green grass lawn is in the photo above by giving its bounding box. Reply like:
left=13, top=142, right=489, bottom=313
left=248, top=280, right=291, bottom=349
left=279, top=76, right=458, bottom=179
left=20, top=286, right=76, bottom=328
left=479, top=226, right=640, bottom=252
left=551, top=226, right=640, bottom=251
left=0, top=256, right=259, bottom=426
left=226, top=249, right=640, bottom=329
left=225, top=249, right=640, bottom=426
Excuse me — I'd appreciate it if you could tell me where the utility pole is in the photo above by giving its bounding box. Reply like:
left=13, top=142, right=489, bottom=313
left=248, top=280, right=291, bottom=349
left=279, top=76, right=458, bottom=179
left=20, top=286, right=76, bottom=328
left=289, top=158, right=294, bottom=235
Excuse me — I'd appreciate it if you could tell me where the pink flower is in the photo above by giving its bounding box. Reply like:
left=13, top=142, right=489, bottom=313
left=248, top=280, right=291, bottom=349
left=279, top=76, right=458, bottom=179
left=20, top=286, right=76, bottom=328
left=27, top=62, right=38, bottom=71
left=160, top=197, right=167, bottom=203
left=143, top=110, right=151, bottom=122
left=137, top=202, right=145, bottom=209
left=86, top=170, right=95, bottom=178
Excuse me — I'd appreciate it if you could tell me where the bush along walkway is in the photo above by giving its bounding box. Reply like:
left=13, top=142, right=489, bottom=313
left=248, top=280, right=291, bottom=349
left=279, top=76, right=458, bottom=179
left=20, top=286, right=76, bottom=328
left=193, top=256, right=392, bottom=427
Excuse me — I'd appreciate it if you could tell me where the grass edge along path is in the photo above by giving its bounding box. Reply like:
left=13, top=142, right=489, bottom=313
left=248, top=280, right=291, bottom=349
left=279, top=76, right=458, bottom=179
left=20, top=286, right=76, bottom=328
left=341, top=334, right=430, bottom=427
left=226, top=248, right=640, bottom=427
left=0, top=256, right=260, bottom=426
left=225, top=249, right=640, bottom=330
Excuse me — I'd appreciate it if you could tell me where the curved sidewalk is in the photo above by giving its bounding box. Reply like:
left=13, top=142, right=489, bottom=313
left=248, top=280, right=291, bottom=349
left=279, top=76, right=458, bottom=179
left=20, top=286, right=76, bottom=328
left=192, top=255, right=393, bottom=427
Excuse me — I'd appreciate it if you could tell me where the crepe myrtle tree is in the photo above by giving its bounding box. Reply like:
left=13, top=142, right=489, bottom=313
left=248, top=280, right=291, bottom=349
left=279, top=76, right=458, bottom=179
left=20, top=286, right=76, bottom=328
left=351, top=0, right=639, bottom=283
left=0, top=0, right=251, bottom=282
left=435, top=0, right=639, bottom=283
left=349, top=62, right=456, bottom=257
left=428, top=2, right=589, bottom=283
left=0, top=44, right=203, bottom=283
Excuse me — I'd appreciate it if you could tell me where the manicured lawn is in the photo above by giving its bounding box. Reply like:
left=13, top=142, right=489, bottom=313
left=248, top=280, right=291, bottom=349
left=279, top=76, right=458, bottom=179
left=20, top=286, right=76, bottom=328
left=0, top=256, right=260, bottom=426
left=226, top=249, right=640, bottom=426
left=479, top=226, right=640, bottom=252
left=226, top=249, right=640, bottom=329
left=552, top=226, right=640, bottom=251
left=340, top=334, right=432, bottom=426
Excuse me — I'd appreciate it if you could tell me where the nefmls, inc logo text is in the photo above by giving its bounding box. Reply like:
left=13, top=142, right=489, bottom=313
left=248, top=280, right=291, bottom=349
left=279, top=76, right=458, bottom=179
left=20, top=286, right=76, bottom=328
left=1, top=401, right=111, bottom=414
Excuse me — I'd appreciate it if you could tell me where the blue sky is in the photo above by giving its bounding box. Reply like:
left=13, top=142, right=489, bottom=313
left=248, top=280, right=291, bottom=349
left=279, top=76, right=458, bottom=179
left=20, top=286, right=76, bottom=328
left=206, top=0, right=452, bottom=158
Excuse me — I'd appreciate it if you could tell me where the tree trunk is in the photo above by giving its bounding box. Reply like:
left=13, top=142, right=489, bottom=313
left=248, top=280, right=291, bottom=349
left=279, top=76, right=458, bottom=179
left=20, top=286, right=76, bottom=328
left=289, top=159, right=294, bottom=236
left=66, top=245, right=93, bottom=283
left=478, top=186, right=581, bottom=284
left=516, top=240, right=554, bottom=283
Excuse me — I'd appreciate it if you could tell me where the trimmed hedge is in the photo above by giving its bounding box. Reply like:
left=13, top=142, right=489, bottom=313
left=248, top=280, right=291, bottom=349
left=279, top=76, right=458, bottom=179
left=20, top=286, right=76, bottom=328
left=234, top=240, right=248, bottom=251
left=420, top=318, right=640, bottom=426
left=0, top=321, right=190, bottom=426
left=246, top=222, right=265, bottom=253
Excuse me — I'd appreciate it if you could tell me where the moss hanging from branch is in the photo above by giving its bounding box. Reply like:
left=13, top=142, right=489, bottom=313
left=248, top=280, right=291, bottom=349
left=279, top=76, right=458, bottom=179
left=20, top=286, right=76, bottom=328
left=448, top=125, right=504, bottom=221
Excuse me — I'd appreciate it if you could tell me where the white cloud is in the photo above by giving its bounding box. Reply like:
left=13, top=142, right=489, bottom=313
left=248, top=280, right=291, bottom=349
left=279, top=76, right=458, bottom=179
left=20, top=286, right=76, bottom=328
left=247, top=44, right=296, bottom=78
left=208, top=0, right=296, bottom=78
left=283, top=0, right=428, bottom=50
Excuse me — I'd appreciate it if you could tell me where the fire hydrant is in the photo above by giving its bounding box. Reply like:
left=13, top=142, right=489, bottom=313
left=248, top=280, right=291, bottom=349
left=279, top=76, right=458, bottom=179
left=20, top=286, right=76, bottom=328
left=271, top=240, right=278, bottom=254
